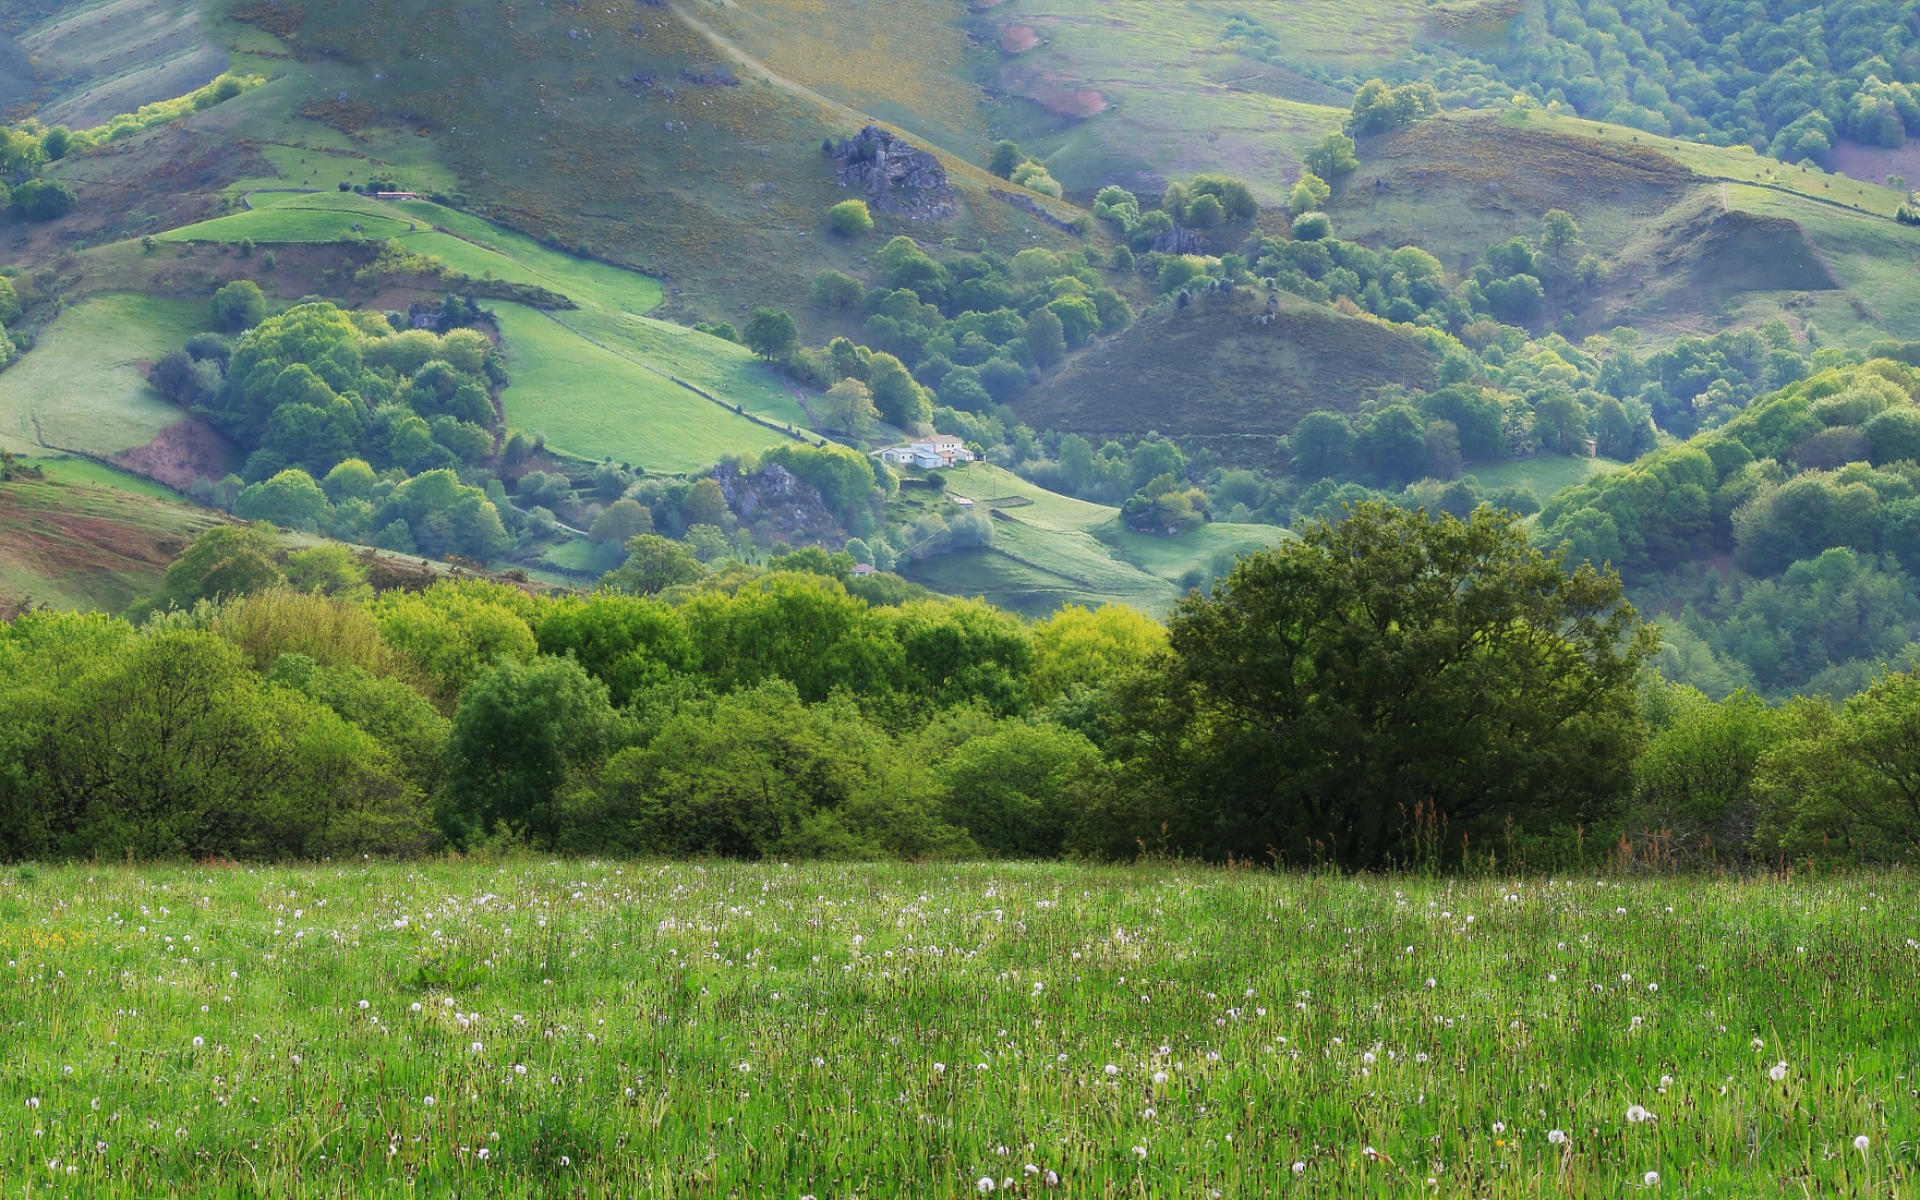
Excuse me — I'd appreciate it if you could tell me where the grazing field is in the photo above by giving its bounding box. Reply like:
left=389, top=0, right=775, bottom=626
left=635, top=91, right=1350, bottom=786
left=0, top=862, right=1912, bottom=1197
left=490, top=305, right=795, bottom=474
left=0, top=294, right=206, bottom=457
left=1465, top=456, right=1627, bottom=503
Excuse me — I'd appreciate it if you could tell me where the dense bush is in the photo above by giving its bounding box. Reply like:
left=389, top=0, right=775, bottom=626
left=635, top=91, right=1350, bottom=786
left=17, top=509, right=1920, bottom=868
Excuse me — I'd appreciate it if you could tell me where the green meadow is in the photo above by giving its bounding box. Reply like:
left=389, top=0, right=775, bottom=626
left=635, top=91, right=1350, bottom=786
left=0, top=861, right=1911, bottom=1197
left=0, top=294, right=204, bottom=457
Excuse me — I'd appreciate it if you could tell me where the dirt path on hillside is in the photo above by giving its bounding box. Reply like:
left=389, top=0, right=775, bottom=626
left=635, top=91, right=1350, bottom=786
left=666, top=4, right=866, bottom=126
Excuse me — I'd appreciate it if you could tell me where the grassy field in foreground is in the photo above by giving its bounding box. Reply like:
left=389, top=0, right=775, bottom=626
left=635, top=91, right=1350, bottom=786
left=0, top=863, right=1911, bottom=1197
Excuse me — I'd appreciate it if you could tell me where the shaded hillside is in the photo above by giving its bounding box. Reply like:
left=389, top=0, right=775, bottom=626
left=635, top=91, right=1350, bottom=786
left=1016, top=291, right=1438, bottom=461
left=1331, top=117, right=1701, bottom=274
left=207, top=0, right=1088, bottom=324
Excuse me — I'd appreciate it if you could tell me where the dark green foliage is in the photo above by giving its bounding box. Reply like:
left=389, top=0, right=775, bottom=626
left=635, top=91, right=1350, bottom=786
left=444, top=655, right=617, bottom=847
left=1094, top=503, right=1653, bottom=868
left=212, top=280, right=268, bottom=332
left=744, top=307, right=800, bottom=361
left=9, top=178, right=75, bottom=222
left=135, top=524, right=285, bottom=618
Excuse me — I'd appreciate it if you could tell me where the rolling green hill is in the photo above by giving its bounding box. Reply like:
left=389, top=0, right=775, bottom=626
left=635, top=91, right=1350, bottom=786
left=922, top=462, right=1290, bottom=614
left=0, top=471, right=220, bottom=617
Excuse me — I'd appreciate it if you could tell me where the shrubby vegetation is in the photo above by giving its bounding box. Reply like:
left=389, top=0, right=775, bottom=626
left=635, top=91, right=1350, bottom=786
left=1225, top=4, right=1920, bottom=158
left=1530, top=353, right=1920, bottom=698
left=154, top=297, right=519, bottom=561
left=11, top=501, right=1916, bottom=866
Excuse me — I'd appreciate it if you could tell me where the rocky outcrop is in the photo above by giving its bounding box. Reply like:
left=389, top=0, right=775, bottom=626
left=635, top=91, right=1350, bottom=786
left=713, top=461, right=842, bottom=540
left=825, top=125, right=958, bottom=221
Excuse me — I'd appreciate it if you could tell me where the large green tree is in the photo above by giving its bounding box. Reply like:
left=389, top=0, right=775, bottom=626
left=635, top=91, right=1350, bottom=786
left=1100, top=503, right=1654, bottom=868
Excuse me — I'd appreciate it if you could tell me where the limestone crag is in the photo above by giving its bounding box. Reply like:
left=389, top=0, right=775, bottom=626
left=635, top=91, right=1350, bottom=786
left=826, top=126, right=958, bottom=221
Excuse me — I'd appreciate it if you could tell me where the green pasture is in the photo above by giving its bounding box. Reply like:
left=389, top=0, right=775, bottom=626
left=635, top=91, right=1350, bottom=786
left=491, top=305, right=794, bottom=474
left=1466, top=456, right=1627, bottom=501
left=941, top=463, right=1119, bottom=532
left=23, top=456, right=188, bottom=502
left=0, top=861, right=1911, bottom=1197
left=0, top=294, right=206, bottom=457
left=1103, top=520, right=1289, bottom=585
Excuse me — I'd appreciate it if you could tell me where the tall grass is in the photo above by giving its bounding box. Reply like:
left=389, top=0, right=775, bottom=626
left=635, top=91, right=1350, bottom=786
left=0, top=861, right=1911, bottom=1196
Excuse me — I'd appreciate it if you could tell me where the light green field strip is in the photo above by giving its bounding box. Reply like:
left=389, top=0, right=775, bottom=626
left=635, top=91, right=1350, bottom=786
left=1465, top=455, right=1626, bottom=498
left=554, top=308, right=811, bottom=427
left=1103, top=519, right=1290, bottom=581
left=491, top=304, right=792, bottom=474
left=390, top=202, right=665, bottom=315
left=941, top=462, right=1121, bottom=532
left=0, top=294, right=205, bottom=456
left=1722, top=185, right=1920, bottom=338
left=157, top=191, right=416, bottom=243
left=23, top=456, right=187, bottom=502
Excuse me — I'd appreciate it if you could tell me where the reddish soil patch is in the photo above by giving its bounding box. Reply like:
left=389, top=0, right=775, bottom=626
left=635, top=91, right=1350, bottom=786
left=1000, top=24, right=1039, bottom=53
left=113, top=417, right=242, bottom=491
left=0, top=481, right=214, bottom=617
left=1028, top=85, right=1109, bottom=119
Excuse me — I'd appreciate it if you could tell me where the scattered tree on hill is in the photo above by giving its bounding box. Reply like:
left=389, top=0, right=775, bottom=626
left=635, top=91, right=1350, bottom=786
left=212, top=280, right=268, bottom=332
left=9, top=178, right=75, bottom=222
left=1303, top=133, right=1358, bottom=179
left=1288, top=172, right=1331, bottom=216
left=988, top=140, right=1024, bottom=178
left=1350, top=79, right=1441, bottom=134
left=744, top=307, right=800, bottom=362
left=823, top=378, right=878, bottom=434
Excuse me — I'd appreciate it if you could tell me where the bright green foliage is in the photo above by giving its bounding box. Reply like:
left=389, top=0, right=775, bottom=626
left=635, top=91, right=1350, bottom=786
left=0, top=623, right=422, bottom=859
left=1350, top=78, right=1440, bottom=134
left=0, top=276, right=19, bottom=326
left=828, top=199, right=873, bottom=237
left=932, top=723, right=1101, bottom=856
left=1096, top=503, right=1654, bottom=868
left=371, top=581, right=540, bottom=706
left=536, top=593, right=696, bottom=707
left=234, top=469, right=331, bottom=529
left=602, top=533, right=709, bottom=595
left=1302, top=132, right=1358, bottom=179
left=1287, top=172, right=1331, bottom=216
left=1631, top=683, right=1778, bottom=857
left=578, top=682, right=963, bottom=858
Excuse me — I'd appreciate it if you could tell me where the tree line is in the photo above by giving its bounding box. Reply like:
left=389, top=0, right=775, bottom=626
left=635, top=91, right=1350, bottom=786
left=6, top=501, right=1920, bottom=868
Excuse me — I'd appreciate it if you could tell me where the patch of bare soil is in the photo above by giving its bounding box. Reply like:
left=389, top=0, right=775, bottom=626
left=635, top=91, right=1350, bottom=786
left=999, top=24, right=1038, bottom=53
left=112, top=417, right=240, bottom=491
left=1026, top=82, right=1108, bottom=119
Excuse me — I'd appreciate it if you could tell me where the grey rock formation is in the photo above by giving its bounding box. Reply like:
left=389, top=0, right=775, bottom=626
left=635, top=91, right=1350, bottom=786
left=826, top=125, right=958, bottom=221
